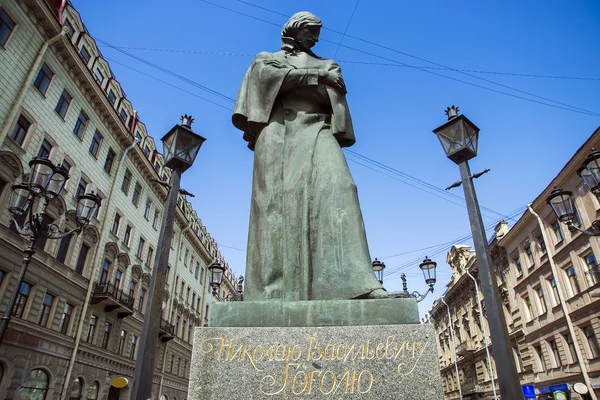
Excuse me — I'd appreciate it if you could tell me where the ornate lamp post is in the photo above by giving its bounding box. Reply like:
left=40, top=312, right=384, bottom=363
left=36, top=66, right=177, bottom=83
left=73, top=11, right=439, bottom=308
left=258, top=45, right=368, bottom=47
left=548, top=184, right=600, bottom=236
left=1, top=157, right=100, bottom=345
left=371, top=258, right=386, bottom=284
left=396, top=257, right=437, bottom=302
left=433, top=106, right=523, bottom=400
left=131, top=115, right=206, bottom=400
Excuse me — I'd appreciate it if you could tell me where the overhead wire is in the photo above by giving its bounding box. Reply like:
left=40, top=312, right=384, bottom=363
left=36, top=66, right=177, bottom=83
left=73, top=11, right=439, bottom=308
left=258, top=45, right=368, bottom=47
left=332, top=0, right=360, bottom=59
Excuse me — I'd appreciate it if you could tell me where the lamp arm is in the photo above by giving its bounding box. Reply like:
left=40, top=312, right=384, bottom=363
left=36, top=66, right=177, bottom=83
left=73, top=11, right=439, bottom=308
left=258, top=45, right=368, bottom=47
left=46, top=225, right=83, bottom=239
left=568, top=220, right=600, bottom=237
left=412, top=286, right=434, bottom=303
left=10, top=218, right=32, bottom=237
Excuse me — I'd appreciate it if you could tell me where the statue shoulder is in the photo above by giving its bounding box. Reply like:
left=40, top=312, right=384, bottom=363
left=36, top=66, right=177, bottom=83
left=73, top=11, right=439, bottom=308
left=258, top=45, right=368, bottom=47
left=253, top=51, right=281, bottom=62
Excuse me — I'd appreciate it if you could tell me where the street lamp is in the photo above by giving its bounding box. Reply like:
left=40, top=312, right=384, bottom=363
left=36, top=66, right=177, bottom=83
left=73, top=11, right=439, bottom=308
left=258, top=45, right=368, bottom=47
left=395, top=257, right=437, bottom=302
left=131, top=115, right=206, bottom=400
left=0, top=157, right=100, bottom=345
left=546, top=187, right=600, bottom=236
left=207, top=261, right=243, bottom=301
left=371, top=258, right=385, bottom=284
left=433, top=106, right=523, bottom=400
left=578, top=149, right=600, bottom=198
left=237, top=275, right=244, bottom=301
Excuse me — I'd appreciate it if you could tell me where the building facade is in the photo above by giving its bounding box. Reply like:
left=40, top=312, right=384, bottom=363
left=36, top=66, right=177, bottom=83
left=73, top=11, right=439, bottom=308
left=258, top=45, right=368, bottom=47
left=0, top=0, right=236, bottom=398
left=430, top=126, right=600, bottom=400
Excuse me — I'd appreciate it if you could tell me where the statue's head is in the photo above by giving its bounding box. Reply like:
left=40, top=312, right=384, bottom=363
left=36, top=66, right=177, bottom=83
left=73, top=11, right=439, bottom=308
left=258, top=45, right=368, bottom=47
left=281, top=11, right=322, bottom=51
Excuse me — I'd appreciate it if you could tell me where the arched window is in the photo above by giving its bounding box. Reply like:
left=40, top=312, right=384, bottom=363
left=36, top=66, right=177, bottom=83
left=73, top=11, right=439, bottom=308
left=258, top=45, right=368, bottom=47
left=87, top=381, right=99, bottom=399
left=69, top=377, right=83, bottom=400
left=159, top=395, right=168, bottom=400
left=16, top=369, right=49, bottom=399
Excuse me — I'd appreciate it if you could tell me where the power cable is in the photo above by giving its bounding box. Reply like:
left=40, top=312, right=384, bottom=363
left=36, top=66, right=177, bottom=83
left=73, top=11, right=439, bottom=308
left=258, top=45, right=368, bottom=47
left=201, top=0, right=599, bottom=117
left=333, top=0, right=360, bottom=59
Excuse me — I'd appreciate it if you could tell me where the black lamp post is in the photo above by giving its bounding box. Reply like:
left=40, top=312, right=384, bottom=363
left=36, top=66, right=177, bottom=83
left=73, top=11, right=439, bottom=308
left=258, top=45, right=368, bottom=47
left=371, top=258, right=386, bottom=284
left=547, top=187, right=600, bottom=236
left=578, top=149, right=600, bottom=198
left=396, top=257, right=437, bottom=302
left=207, top=261, right=243, bottom=301
left=433, top=106, right=523, bottom=400
left=237, top=275, right=244, bottom=301
left=1, top=157, right=100, bottom=345
left=131, top=115, right=206, bottom=400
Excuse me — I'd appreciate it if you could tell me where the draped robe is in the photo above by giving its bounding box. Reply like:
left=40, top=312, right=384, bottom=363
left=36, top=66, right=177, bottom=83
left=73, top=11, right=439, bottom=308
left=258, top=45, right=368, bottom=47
left=232, top=47, right=383, bottom=301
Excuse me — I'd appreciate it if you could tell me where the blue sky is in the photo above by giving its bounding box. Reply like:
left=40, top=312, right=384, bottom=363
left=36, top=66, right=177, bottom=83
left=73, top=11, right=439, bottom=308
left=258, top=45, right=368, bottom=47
left=72, top=0, right=600, bottom=316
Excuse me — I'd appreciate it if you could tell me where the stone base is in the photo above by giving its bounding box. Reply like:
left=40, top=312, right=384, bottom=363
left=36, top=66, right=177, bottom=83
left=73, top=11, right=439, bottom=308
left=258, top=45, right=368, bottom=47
left=210, top=298, right=420, bottom=327
left=189, top=323, right=443, bottom=399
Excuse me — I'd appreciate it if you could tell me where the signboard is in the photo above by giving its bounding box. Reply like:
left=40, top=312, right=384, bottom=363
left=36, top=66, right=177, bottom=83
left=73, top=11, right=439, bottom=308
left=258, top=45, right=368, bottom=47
left=522, top=384, right=536, bottom=399
left=550, top=384, right=569, bottom=392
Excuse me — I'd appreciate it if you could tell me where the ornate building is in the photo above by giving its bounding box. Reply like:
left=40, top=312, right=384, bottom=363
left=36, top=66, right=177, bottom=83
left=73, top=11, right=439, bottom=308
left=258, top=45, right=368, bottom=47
left=0, top=0, right=236, bottom=398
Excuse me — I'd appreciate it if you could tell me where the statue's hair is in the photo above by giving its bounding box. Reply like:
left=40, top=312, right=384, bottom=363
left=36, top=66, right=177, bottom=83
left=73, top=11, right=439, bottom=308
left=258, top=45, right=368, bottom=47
left=281, top=11, right=322, bottom=38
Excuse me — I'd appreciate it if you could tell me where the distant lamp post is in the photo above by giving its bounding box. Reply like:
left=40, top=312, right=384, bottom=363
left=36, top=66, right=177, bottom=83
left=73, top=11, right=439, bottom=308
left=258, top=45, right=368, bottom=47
left=547, top=187, right=600, bottom=236
left=131, top=116, right=205, bottom=400
left=208, top=259, right=225, bottom=297
left=433, top=106, right=523, bottom=400
left=0, top=157, right=100, bottom=345
left=237, top=275, right=244, bottom=300
left=372, top=258, right=385, bottom=284
left=396, top=257, right=437, bottom=302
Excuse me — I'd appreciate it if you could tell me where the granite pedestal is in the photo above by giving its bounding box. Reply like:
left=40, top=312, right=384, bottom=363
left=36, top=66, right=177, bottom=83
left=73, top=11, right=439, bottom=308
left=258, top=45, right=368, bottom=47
left=189, top=300, right=443, bottom=399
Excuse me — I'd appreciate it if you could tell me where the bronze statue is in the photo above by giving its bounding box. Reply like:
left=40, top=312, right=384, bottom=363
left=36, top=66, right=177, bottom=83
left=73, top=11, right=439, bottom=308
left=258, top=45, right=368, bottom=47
left=232, top=11, right=386, bottom=301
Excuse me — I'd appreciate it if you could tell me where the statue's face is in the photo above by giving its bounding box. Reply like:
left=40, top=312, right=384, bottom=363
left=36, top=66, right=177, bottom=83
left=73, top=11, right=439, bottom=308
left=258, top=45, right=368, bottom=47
left=295, top=25, right=321, bottom=50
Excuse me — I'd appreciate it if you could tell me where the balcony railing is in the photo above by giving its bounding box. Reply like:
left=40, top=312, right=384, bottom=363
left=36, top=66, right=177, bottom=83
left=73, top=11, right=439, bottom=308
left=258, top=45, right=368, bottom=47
left=92, top=281, right=134, bottom=318
left=159, top=318, right=175, bottom=342
left=585, top=265, right=600, bottom=286
left=456, top=341, right=477, bottom=357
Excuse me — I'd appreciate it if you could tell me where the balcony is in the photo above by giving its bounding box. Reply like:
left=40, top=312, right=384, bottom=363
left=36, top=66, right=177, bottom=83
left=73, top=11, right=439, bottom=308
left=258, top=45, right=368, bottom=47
left=462, top=377, right=485, bottom=395
left=456, top=341, right=477, bottom=357
left=91, top=282, right=134, bottom=318
left=585, top=265, right=600, bottom=287
left=159, top=318, right=175, bottom=342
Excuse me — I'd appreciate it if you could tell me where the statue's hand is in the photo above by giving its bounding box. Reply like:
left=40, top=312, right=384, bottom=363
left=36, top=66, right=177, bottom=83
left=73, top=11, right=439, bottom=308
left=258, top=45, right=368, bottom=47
left=264, top=59, right=288, bottom=69
left=320, top=71, right=347, bottom=94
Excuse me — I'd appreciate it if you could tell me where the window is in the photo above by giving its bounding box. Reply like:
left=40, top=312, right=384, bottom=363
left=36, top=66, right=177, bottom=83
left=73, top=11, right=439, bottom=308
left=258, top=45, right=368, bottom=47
left=147, top=246, right=154, bottom=266
left=139, top=288, right=146, bottom=313
left=101, top=322, right=112, bottom=349
left=55, top=234, right=72, bottom=264
left=129, top=281, right=136, bottom=300
left=536, top=286, right=547, bottom=315
left=123, top=225, right=132, bottom=247
left=549, top=278, right=560, bottom=307
left=537, top=234, right=547, bottom=255
left=144, top=199, right=152, bottom=219
left=154, top=161, right=160, bottom=173
left=195, top=262, right=200, bottom=279
left=564, top=333, right=578, bottom=363
left=583, top=253, right=600, bottom=286
left=132, top=182, right=142, bottom=206
left=121, top=169, right=132, bottom=194
left=175, top=316, right=181, bottom=337
left=197, top=297, right=201, bottom=311
left=18, top=369, right=49, bottom=399
left=549, top=339, right=562, bottom=367
left=119, top=109, right=128, bottom=123
left=184, top=249, right=189, bottom=266
left=533, top=344, right=546, bottom=371
left=75, top=178, right=87, bottom=198
left=73, top=111, right=88, bottom=138
left=100, top=260, right=110, bottom=285
left=566, top=266, right=581, bottom=296
left=94, top=68, right=104, bottom=84
left=112, top=213, right=121, bottom=235
left=0, top=7, right=16, bottom=47
left=89, top=130, right=102, bottom=157
left=107, top=89, right=116, bottom=105
left=59, top=303, right=73, bottom=334
left=583, top=326, right=600, bottom=358
left=143, top=145, right=150, bottom=157
left=114, top=270, right=122, bottom=290
left=80, top=45, right=90, bottom=64
left=526, top=245, right=535, bottom=267
left=63, top=19, right=75, bottom=38
left=118, top=330, right=127, bottom=354
left=86, top=315, right=97, bottom=343
left=192, top=292, right=196, bottom=309
left=552, top=221, right=564, bottom=243
left=38, top=293, right=55, bottom=327
left=12, top=282, right=31, bottom=318
left=60, top=159, right=71, bottom=176
left=104, top=148, right=116, bottom=173
left=33, top=63, right=54, bottom=95
left=187, top=287, right=191, bottom=303
left=10, top=114, right=32, bottom=145
left=514, top=257, right=523, bottom=277
left=153, top=210, right=160, bottom=229
left=37, top=139, right=53, bottom=159
left=524, top=296, right=533, bottom=321
left=129, top=335, right=138, bottom=359
left=75, top=243, right=90, bottom=274
left=55, top=89, right=72, bottom=119
left=137, top=237, right=145, bottom=258
left=70, top=377, right=83, bottom=400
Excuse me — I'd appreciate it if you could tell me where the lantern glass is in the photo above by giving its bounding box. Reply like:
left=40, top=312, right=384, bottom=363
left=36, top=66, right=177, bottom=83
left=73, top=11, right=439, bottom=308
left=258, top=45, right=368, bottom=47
left=76, top=192, right=101, bottom=225
left=161, top=125, right=206, bottom=172
left=9, top=185, right=31, bottom=216
left=547, top=188, right=575, bottom=224
left=372, top=258, right=385, bottom=284
left=419, top=257, right=437, bottom=287
left=433, top=115, right=480, bottom=164
left=29, top=157, right=55, bottom=194
left=45, top=165, right=69, bottom=199
left=208, top=260, right=225, bottom=290
left=584, top=151, right=600, bottom=187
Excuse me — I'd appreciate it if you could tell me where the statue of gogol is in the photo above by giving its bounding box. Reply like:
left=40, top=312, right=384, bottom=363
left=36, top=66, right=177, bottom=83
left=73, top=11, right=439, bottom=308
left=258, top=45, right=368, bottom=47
left=232, top=12, right=386, bottom=301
